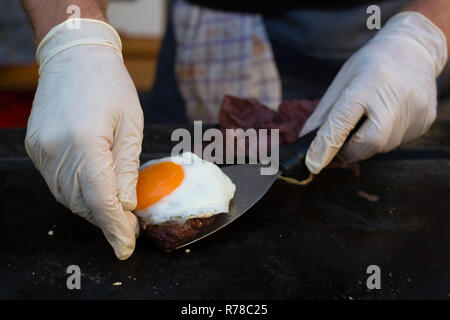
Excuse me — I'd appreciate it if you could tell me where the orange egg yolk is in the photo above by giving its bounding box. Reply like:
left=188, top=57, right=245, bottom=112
left=135, top=161, right=184, bottom=210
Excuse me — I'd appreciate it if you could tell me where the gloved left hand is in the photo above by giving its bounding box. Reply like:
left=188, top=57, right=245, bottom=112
left=25, top=19, right=144, bottom=260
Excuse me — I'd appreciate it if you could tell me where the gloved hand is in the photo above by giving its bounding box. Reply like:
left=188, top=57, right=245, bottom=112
left=300, top=12, right=448, bottom=174
left=25, top=19, right=144, bottom=260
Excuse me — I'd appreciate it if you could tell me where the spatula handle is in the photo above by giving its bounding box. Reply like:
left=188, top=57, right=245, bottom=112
left=279, top=116, right=367, bottom=173
left=279, top=129, right=318, bottom=172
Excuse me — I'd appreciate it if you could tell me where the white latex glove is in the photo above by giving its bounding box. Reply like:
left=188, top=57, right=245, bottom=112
left=25, top=19, right=144, bottom=260
left=300, top=12, right=447, bottom=174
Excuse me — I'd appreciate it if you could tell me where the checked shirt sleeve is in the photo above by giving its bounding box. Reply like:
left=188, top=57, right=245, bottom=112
left=173, top=0, right=282, bottom=122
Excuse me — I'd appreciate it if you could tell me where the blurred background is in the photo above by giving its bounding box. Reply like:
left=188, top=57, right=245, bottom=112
left=2, top=0, right=450, bottom=128
left=0, top=0, right=167, bottom=128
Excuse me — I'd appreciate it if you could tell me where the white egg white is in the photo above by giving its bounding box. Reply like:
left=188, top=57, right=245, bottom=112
left=134, top=152, right=236, bottom=225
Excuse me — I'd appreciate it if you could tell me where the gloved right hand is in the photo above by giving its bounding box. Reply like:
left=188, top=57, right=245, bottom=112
left=25, top=19, right=144, bottom=260
left=300, top=12, right=447, bottom=174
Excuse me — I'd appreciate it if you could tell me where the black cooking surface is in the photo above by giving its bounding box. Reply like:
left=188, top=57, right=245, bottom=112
left=1, top=119, right=449, bottom=299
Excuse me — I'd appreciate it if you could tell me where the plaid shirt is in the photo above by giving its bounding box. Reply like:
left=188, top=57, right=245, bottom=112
left=173, top=0, right=281, bottom=122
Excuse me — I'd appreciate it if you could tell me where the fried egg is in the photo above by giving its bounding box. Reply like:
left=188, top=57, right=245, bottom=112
left=134, top=152, right=236, bottom=225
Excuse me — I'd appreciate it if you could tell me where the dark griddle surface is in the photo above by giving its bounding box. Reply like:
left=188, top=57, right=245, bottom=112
left=1, top=113, right=450, bottom=299
left=1, top=160, right=449, bottom=299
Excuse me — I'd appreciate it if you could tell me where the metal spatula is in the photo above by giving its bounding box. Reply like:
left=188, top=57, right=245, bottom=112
left=174, top=128, right=319, bottom=250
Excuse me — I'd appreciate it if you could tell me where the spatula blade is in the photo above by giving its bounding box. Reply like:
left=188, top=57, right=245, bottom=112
left=174, top=163, right=279, bottom=250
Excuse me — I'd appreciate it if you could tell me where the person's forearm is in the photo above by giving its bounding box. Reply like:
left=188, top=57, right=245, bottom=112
left=404, top=0, right=450, bottom=55
left=21, top=0, right=109, bottom=44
